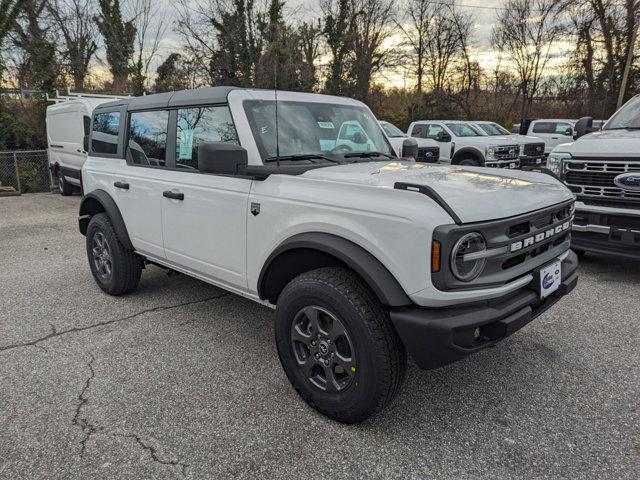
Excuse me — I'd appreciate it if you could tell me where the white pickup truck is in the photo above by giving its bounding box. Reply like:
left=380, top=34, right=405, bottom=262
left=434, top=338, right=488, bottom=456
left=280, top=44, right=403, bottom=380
left=518, top=119, right=576, bottom=155
left=468, top=121, right=546, bottom=168
left=407, top=120, right=520, bottom=168
left=78, top=87, right=577, bottom=422
left=379, top=120, right=439, bottom=162
left=548, top=95, right=640, bottom=259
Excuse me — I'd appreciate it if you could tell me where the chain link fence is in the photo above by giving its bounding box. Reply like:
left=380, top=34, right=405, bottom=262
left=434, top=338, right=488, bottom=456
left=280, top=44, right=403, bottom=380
left=0, top=150, right=54, bottom=196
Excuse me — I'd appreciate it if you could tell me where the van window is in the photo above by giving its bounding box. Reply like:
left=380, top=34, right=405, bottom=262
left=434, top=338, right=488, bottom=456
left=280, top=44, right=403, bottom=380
left=128, top=111, right=169, bottom=167
left=83, top=116, right=91, bottom=136
left=92, top=112, right=120, bottom=154
left=175, top=106, right=238, bottom=170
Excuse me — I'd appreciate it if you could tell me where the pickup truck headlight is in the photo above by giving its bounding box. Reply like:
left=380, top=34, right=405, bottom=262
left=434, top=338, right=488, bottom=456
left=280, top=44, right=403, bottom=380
left=450, top=232, right=486, bottom=282
left=485, top=146, right=497, bottom=160
left=547, top=153, right=570, bottom=177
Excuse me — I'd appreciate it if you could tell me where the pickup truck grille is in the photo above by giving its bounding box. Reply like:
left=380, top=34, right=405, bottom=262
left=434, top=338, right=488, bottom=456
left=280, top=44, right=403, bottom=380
left=494, top=145, right=519, bottom=161
left=564, top=159, right=640, bottom=203
left=416, top=146, right=439, bottom=163
left=523, top=143, right=545, bottom=157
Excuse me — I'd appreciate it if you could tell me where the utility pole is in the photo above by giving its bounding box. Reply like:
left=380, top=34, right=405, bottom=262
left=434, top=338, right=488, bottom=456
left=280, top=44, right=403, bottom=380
left=617, top=0, right=640, bottom=109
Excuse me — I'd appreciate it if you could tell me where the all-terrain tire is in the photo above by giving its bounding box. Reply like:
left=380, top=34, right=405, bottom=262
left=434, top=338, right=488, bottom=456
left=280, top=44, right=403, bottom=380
left=86, top=213, right=142, bottom=295
left=274, top=267, right=406, bottom=423
left=458, top=157, right=481, bottom=167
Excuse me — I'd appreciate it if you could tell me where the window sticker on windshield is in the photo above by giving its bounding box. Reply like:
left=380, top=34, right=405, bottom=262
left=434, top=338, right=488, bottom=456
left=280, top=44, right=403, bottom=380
left=179, top=129, right=194, bottom=160
left=318, top=121, right=335, bottom=129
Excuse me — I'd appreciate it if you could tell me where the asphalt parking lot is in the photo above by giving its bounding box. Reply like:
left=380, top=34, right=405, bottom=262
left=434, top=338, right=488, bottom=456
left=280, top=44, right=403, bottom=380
left=1, top=193, right=639, bottom=479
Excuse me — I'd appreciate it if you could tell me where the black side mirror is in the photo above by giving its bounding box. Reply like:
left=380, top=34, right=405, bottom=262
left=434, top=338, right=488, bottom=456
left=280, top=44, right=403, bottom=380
left=198, top=142, right=248, bottom=175
left=564, top=127, right=573, bottom=136
left=519, top=119, right=533, bottom=135
left=436, top=131, right=451, bottom=142
left=83, top=135, right=89, bottom=152
left=352, top=131, right=366, bottom=144
left=573, top=117, right=594, bottom=140
left=401, top=138, right=419, bottom=160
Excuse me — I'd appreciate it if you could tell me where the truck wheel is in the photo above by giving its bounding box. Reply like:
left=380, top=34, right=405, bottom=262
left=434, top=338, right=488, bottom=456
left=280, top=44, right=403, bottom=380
left=458, top=158, right=480, bottom=167
left=86, top=213, right=142, bottom=295
left=57, top=170, right=73, bottom=196
left=274, top=267, right=406, bottom=423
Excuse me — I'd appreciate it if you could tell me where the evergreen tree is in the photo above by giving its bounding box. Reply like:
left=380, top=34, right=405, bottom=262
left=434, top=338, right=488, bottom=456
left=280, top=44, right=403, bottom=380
left=95, top=0, right=135, bottom=92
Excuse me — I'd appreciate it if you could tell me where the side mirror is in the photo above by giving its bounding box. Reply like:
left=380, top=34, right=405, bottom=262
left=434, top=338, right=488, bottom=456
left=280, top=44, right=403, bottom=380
left=573, top=117, right=594, bottom=140
left=436, top=131, right=451, bottom=142
left=83, top=135, right=89, bottom=152
left=401, top=138, right=419, bottom=160
left=564, top=127, right=573, bottom=136
left=352, top=131, right=367, bottom=144
left=198, top=142, right=248, bottom=175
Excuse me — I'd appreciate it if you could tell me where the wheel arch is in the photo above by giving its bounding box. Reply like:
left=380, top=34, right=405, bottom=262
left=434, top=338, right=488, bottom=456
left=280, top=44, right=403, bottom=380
left=258, top=232, right=412, bottom=307
left=451, top=147, right=484, bottom=165
left=78, top=189, right=134, bottom=250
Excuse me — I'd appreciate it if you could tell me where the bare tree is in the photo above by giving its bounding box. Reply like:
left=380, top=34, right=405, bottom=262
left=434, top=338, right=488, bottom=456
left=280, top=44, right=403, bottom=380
left=46, top=0, right=98, bottom=90
left=492, top=0, right=564, bottom=118
left=128, top=0, right=167, bottom=95
left=396, top=0, right=431, bottom=93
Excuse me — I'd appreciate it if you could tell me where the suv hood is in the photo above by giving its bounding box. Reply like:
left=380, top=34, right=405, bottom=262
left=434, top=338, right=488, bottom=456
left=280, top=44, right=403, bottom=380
left=555, top=129, right=640, bottom=157
left=302, top=161, right=573, bottom=223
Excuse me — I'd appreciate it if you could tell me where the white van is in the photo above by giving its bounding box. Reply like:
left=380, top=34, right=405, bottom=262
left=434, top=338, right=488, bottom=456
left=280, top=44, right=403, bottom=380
left=47, top=93, right=129, bottom=194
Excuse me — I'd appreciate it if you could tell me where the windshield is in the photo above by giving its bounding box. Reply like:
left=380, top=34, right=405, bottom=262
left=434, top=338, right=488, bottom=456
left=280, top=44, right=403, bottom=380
left=445, top=123, right=481, bottom=137
left=380, top=122, right=406, bottom=138
left=604, top=96, right=640, bottom=130
left=244, top=100, right=395, bottom=160
left=478, top=123, right=511, bottom=136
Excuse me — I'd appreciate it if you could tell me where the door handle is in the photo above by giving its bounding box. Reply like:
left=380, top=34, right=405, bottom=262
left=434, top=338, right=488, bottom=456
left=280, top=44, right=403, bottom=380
left=114, top=181, right=129, bottom=190
left=163, top=190, right=184, bottom=200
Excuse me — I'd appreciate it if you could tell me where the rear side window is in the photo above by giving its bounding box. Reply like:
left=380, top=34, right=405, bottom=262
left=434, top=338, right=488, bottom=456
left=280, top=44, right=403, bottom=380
left=92, top=111, right=120, bottom=154
left=128, top=111, right=169, bottom=167
left=175, top=106, right=238, bottom=170
left=411, top=124, right=426, bottom=138
left=532, top=122, right=555, bottom=134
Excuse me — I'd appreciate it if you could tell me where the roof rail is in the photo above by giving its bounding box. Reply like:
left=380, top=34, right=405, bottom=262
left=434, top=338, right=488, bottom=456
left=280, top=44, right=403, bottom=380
left=46, top=88, right=132, bottom=104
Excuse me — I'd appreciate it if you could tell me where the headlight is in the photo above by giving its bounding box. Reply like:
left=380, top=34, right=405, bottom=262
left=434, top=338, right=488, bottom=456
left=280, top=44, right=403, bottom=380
left=450, top=232, right=487, bottom=282
left=547, top=153, right=570, bottom=177
left=519, top=144, right=524, bottom=155
left=485, top=146, right=496, bottom=160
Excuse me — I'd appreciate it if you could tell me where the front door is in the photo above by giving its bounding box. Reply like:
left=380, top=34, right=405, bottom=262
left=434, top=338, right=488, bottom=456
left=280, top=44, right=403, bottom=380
left=425, top=123, right=452, bottom=162
left=160, top=105, right=251, bottom=290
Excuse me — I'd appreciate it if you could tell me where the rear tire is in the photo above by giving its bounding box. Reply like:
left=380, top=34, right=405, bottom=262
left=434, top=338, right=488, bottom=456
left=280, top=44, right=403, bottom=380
left=57, top=169, right=73, bottom=196
left=86, top=213, right=142, bottom=295
left=274, top=267, right=406, bottom=423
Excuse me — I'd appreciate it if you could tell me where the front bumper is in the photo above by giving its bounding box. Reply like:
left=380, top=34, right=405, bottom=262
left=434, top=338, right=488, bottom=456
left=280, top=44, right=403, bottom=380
left=519, top=155, right=546, bottom=167
left=572, top=201, right=640, bottom=259
left=486, top=159, right=520, bottom=169
left=389, top=251, right=578, bottom=369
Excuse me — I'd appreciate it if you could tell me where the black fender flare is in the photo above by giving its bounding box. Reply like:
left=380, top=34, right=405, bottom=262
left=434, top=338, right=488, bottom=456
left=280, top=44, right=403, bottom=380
left=78, top=189, right=134, bottom=250
left=452, top=147, right=484, bottom=165
left=258, top=232, right=412, bottom=307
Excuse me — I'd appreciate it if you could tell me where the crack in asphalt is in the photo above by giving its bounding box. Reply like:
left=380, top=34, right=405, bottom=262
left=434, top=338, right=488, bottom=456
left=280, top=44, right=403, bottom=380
left=114, top=433, right=189, bottom=477
left=0, top=293, right=230, bottom=354
left=72, top=353, right=101, bottom=458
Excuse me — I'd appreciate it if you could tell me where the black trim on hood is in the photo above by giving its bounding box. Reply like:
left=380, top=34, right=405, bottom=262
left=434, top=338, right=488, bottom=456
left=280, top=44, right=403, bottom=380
left=394, top=182, right=463, bottom=225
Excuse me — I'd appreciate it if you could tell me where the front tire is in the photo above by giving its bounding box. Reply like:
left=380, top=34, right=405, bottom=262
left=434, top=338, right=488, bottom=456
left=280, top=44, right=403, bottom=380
left=274, top=267, right=406, bottom=423
left=458, top=157, right=480, bottom=167
left=57, top=169, right=73, bottom=196
left=86, top=213, right=142, bottom=295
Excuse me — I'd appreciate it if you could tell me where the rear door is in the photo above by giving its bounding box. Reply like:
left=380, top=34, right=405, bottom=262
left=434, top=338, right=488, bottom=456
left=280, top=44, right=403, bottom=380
left=160, top=105, right=251, bottom=290
left=47, top=105, right=89, bottom=182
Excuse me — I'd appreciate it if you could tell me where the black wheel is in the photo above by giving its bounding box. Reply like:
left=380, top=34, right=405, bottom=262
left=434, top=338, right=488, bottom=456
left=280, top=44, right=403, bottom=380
left=275, top=267, right=406, bottom=423
left=57, top=169, right=73, bottom=196
left=458, top=158, right=480, bottom=167
left=86, top=213, right=142, bottom=295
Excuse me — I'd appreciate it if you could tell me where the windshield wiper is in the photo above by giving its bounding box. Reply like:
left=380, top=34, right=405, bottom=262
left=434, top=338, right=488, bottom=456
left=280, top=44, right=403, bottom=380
left=343, top=151, right=395, bottom=159
left=264, top=154, right=338, bottom=163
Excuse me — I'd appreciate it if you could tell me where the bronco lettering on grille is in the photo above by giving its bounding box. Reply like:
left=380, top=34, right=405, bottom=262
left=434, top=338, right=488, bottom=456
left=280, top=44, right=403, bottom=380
left=510, top=221, right=571, bottom=252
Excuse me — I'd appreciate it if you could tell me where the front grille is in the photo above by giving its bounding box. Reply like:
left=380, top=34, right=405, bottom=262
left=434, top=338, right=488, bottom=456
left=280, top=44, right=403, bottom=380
left=494, top=145, right=519, bottom=160
left=416, top=146, right=439, bottom=163
left=523, top=143, right=545, bottom=157
left=564, top=159, right=640, bottom=203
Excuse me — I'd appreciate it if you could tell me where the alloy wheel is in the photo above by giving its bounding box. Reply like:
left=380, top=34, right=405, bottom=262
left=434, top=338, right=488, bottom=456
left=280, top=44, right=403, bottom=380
left=92, top=232, right=113, bottom=281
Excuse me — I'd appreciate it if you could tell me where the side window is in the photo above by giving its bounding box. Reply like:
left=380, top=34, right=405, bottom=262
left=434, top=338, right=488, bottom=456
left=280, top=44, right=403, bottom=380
left=175, top=106, right=239, bottom=170
left=83, top=115, right=91, bottom=136
left=128, top=111, right=169, bottom=167
left=426, top=124, right=444, bottom=139
left=532, top=122, right=554, bottom=134
left=411, top=124, right=426, bottom=138
left=92, top=112, right=120, bottom=154
left=555, top=123, right=572, bottom=134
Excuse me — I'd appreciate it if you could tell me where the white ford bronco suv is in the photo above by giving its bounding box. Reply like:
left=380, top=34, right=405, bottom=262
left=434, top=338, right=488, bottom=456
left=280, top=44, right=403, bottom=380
left=79, top=87, right=578, bottom=423
left=407, top=120, right=521, bottom=169
left=548, top=95, right=640, bottom=259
